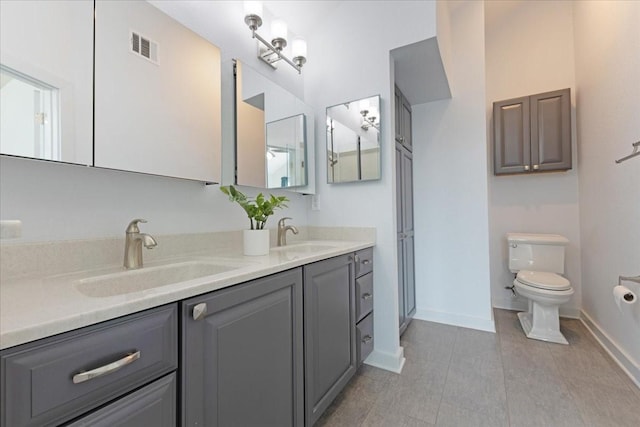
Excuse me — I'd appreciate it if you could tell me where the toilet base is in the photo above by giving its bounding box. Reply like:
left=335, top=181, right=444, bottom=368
left=518, top=311, right=568, bottom=345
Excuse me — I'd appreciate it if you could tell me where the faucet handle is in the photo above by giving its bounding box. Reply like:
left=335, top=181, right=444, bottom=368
left=126, top=218, right=147, bottom=233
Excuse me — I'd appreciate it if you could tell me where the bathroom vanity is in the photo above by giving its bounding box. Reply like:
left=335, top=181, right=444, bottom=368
left=0, top=234, right=374, bottom=427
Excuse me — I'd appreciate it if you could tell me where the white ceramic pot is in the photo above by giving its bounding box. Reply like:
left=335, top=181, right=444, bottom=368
left=243, top=229, right=270, bottom=256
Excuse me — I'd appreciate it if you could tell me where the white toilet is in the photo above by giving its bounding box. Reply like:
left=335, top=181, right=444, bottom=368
left=507, top=233, right=574, bottom=344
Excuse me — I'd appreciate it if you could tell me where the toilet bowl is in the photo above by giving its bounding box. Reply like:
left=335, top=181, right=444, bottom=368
left=513, top=270, right=573, bottom=344
left=507, top=233, right=573, bottom=345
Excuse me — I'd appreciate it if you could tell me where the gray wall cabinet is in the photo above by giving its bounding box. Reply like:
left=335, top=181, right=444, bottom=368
left=181, top=268, right=304, bottom=427
left=0, top=305, right=177, bottom=427
left=304, top=254, right=357, bottom=426
left=493, top=88, right=572, bottom=175
left=395, top=85, right=416, bottom=336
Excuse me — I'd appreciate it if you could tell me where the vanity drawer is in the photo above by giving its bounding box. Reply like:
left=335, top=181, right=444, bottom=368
left=355, top=248, right=373, bottom=278
left=355, top=272, right=374, bottom=323
left=66, top=373, right=176, bottom=427
left=356, top=312, right=374, bottom=365
left=1, top=304, right=177, bottom=427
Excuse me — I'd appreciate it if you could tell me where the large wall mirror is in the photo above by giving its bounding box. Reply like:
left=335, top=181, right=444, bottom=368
left=235, top=59, right=312, bottom=190
left=1, top=0, right=222, bottom=183
left=326, top=95, right=381, bottom=183
left=0, top=0, right=93, bottom=165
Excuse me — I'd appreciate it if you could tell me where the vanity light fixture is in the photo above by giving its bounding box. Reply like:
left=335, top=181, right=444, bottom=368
left=243, top=1, right=307, bottom=73
left=360, top=103, right=379, bottom=131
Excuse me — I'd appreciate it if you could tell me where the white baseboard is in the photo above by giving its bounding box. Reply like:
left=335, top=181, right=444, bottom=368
left=414, top=309, right=496, bottom=333
left=580, top=310, right=640, bottom=389
left=492, top=296, right=581, bottom=319
left=364, top=346, right=405, bottom=373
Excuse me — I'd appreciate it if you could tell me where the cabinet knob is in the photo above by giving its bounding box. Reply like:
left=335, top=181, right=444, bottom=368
left=362, top=293, right=372, bottom=300
left=193, top=303, right=208, bottom=321
left=362, top=335, right=372, bottom=344
left=354, top=254, right=359, bottom=263
left=524, top=165, right=530, bottom=171
left=533, top=164, right=539, bottom=170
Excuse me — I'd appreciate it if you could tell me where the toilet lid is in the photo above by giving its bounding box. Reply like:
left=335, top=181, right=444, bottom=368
left=516, top=270, right=571, bottom=291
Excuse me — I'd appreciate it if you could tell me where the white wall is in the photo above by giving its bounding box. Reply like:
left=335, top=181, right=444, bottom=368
left=304, top=1, right=437, bottom=372
left=413, top=0, right=494, bottom=331
left=484, top=0, right=582, bottom=316
left=573, top=0, right=640, bottom=384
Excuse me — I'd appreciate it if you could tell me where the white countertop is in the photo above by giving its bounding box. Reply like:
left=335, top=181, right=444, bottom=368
left=0, top=240, right=373, bottom=350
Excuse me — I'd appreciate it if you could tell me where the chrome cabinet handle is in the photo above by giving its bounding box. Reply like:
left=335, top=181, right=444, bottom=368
left=362, top=335, right=372, bottom=344
left=524, top=165, right=530, bottom=171
left=533, top=164, right=539, bottom=170
left=354, top=254, right=360, bottom=263
left=193, top=303, right=208, bottom=321
left=73, top=351, right=140, bottom=384
left=361, top=259, right=371, bottom=265
left=362, top=293, right=372, bottom=300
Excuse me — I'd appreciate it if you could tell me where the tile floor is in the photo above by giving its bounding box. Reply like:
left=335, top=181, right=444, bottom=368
left=316, top=309, right=640, bottom=427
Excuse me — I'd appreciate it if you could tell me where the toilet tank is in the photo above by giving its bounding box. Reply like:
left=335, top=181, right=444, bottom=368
left=507, top=233, right=568, bottom=274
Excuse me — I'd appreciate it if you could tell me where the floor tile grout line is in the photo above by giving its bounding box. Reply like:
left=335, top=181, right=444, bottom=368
left=432, top=325, right=459, bottom=426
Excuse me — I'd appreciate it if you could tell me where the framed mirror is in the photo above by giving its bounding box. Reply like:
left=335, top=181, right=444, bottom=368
left=235, top=59, right=312, bottom=190
left=326, top=95, right=381, bottom=183
left=0, top=0, right=94, bottom=165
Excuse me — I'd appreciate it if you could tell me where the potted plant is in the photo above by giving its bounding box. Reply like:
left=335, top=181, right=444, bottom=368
left=220, top=185, right=288, bottom=255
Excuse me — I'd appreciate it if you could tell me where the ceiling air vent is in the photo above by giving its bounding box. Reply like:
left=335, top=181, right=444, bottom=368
left=130, top=31, right=158, bottom=65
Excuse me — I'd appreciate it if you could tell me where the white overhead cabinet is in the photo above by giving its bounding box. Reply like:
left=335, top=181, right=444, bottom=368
left=493, top=88, right=572, bottom=175
left=94, top=0, right=221, bottom=182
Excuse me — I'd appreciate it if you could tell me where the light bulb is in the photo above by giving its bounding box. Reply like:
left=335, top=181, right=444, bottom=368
left=292, top=38, right=307, bottom=59
left=244, top=1, right=262, bottom=18
left=243, top=1, right=262, bottom=30
left=271, top=19, right=288, bottom=41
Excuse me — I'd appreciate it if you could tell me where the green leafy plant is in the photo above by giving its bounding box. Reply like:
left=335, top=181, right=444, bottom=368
left=220, top=185, right=289, bottom=230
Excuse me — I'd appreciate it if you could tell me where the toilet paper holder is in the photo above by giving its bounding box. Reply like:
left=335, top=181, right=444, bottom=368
left=618, top=275, right=640, bottom=286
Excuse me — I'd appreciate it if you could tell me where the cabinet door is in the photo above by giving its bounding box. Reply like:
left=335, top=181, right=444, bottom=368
left=394, top=86, right=403, bottom=143
left=94, top=0, right=221, bottom=182
left=401, top=96, right=412, bottom=150
left=530, top=88, right=571, bottom=172
left=397, top=146, right=415, bottom=336
left=182, top=269, right=304, bottom=427
left=66, top=373, right=176, bottom=427
left=304, top=254, right=356, bottom=426
left=493, top=96, right=530, bottom=174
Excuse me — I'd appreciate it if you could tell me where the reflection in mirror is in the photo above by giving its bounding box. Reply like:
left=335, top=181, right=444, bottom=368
left=0, top=0, right=94, bottom=165
left=266, top=114, right=306, bottom=188
left=235, top=60, right=311, bottom=190
left=326, top=95, right=381, bottom=183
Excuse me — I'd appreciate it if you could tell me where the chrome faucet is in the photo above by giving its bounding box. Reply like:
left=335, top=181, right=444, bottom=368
left=277, top=217, right=299, bottom=247
left=124, top=219, right=157, bottom=269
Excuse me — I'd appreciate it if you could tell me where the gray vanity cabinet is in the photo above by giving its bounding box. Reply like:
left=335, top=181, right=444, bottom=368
left=395, top=86, right=412, bottom=150
left=0, top=304, right=177, bottom=427
left=355, top=248, right=374, bottom=366
left=303, top=254, right=357, bottom=426
left=493, top=88, right=571, bottom=175
left=181, top=268, right=304, bottom=427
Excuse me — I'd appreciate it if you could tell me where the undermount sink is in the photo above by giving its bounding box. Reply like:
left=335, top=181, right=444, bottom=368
left=76, top=261, right=240, bottom=297
left=271, top=243, right=337, bottom=254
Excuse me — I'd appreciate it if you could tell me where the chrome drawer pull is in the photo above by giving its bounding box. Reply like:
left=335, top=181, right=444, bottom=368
left=361, top=259, right=371, bottom=265
left=73, top=351, right=141, bottom=384
left=362, top=335, right=372, bottom=344
left=361, top=293, right=372, bottom=300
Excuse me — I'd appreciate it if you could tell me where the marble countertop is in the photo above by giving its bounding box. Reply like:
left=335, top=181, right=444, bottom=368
left=0, top=239, right=374, bottom=350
